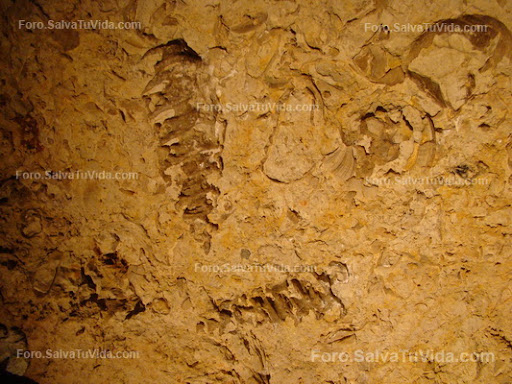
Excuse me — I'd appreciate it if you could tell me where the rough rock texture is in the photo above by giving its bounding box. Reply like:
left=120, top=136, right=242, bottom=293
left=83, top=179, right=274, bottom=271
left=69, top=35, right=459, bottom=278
left=0, top=0, right=511, bottom=383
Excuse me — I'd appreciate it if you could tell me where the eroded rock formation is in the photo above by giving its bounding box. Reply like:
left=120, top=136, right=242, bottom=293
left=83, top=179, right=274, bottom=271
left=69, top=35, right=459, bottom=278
left=0, top=0, right=511, bottom=383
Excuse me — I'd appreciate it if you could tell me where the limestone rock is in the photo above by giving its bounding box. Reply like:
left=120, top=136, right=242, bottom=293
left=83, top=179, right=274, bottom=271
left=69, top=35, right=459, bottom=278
left=0, top=0, right=511, bottom=383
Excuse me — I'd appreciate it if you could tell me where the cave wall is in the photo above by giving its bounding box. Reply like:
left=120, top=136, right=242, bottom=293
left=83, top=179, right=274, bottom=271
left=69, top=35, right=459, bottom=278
left=0, top=0, right=511, bottom=383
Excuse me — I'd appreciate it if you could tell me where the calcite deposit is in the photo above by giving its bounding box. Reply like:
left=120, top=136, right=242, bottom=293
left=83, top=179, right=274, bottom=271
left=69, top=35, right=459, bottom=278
left=0, top=0, right=511, bottom=383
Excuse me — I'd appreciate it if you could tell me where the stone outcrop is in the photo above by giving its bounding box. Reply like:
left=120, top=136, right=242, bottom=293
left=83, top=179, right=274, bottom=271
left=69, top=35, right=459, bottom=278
left=0, top=0, right=511, bottom=383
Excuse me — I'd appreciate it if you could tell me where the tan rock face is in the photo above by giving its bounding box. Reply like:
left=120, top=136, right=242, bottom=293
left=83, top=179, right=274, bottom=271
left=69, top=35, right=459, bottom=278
left=0, top=0, right=511, bottom=383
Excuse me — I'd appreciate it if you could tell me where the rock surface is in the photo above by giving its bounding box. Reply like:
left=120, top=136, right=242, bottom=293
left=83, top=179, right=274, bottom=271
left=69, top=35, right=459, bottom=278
left=0, top=0, right=511, bottom=383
